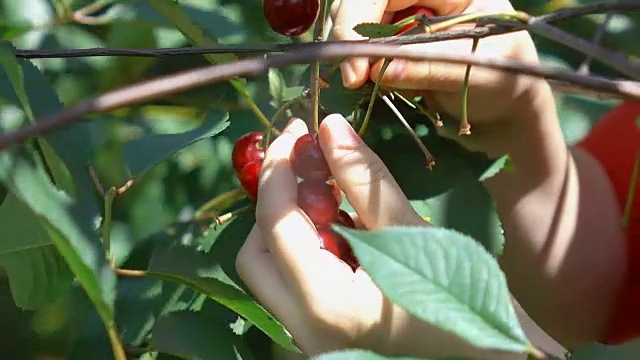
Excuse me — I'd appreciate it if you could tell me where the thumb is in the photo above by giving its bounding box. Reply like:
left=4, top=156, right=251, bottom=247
left=318, top=114, right=425, bottom=229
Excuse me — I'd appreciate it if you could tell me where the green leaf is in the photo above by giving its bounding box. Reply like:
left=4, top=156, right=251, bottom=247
left=312, top=349, right=419, bottom=360
left=0, top=41, right=32, bottom=120
left=146, top=239, right=298, bottom=353
left=479, top=155, right=510, bottom=182
left=13, top=47, right=99, bottom=217
left=334, top=225, right=530, bottom=354
left=0, top=193, right=72, bottom=310
left=365, top=112, right=504, bottom=255
left=570, top=340, right=640, bottom=360
left=146, top=0, right=238, bottom=65
left=353, top=23, right=402, bottom=38
left=122, top=108, right=230, bottom=178
left=151, top=310, right=256, bottom=360
left=0, top=145, right=117, bottom=345
left=268, top=68, right=285, bottom=107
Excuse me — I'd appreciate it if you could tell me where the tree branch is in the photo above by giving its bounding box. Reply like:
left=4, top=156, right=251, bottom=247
left=1, top=41, right=638, bottom=152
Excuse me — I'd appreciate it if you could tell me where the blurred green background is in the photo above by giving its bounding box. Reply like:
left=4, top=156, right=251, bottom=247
left=0, top=0, right=637, bottom=359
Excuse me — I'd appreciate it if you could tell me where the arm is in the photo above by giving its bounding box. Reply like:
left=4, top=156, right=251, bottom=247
left=484, top=81, right=627, bottom=348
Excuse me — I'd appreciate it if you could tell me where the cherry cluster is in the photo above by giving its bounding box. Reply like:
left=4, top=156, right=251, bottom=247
left=232, top=131, right=359, bottom=271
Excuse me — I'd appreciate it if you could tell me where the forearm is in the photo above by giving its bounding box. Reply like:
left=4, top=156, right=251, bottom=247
left=483, top=82, right=627, bottom=348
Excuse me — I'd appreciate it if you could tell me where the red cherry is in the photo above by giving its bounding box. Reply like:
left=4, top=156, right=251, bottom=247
left=391, top=6, right=436, bottom=35
left=317, top=226, right=359, bottom=271
left=297, top=180, right=339, bottom=226
left=239, top=160, right=263, bottom=202
left=291, top=133, right=332, bottom=181
left=335, top=210, right=360, bottom=270
left=232, top=132, right=265, bottom=175
left=263, top=0, right=320, bottom=37
left=317, top=227, right=343, bottom=258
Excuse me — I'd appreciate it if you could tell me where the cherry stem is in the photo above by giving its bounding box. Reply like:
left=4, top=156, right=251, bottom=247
left=429, top=11, right=529, bottom=33
left=459, top=37, right=479, bottom=136
left=309, top=0, right=329, bottom=133
left=265, top=96, right=302, bottom=148
left=392, top=91, right=443, bottom=127
left=380, top=94, right=436, bottom=170
left=622, top=151, right=640, bottom=229
left=358, top=58, right=391, bottom=136
left=193, top=188, right=247, bottom=221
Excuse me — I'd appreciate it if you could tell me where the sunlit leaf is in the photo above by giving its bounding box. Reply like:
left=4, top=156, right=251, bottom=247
left=122, top=108, right=230, bottom=178
left=152, top=310, right=255, bottom=360
left=335, top=225, right=530, bottom=354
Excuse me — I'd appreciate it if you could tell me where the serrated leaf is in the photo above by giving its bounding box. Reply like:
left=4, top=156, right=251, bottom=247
left=146, top=242, right=298, bottom=353
left=0, top=145, right=116, bottom=341
left=479, top=155, right=510, bottom=182
left=122, top=108, right=230, bottom=177
left=152, top=310, right=255, bottom=360
left=334, top=226, right=530, bottom=354
left=0, top=41, right=32, bottom=119
left=312, top=349, right=419, bottom=360
left=0, top=193, right=72, bottom=310
left=13, top=47, right=99, bottom=216
left=569, top=340, right=640, bottom=360
left=353, top=23, right=402, bottom=38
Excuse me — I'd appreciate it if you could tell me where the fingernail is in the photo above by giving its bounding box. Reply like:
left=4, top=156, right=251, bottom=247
left=323, top=114, right=363, bottom=149
left=283, top=118, right=308, bottom=136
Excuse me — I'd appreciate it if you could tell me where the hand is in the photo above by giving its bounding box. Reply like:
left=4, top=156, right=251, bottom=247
left=235, top=115, right=530, bottom=359
left=330, top=0, right=556, bottom=158
left=235, top=114, right=427, bottom=356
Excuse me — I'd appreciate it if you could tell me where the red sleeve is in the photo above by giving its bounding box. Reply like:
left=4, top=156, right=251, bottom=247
left=576, top=100, right=640, bottom=345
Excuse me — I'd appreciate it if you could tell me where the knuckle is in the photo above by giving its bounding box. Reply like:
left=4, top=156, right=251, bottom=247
left=333, top=146, right=389, bottom=188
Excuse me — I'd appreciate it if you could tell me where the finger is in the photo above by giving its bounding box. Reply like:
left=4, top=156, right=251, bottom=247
left=369, top=33, right=519, bottom=92
left=411, top=0, right=470, bottom=14
left=235, top=226, right=311, bottom=341
left=331, top=0, right=389, bottom=89
left=318, top=114, right=425, bottom=230
left=256, top=119, right=352, bottom=298
left=236, top=225, right=301, bottom=320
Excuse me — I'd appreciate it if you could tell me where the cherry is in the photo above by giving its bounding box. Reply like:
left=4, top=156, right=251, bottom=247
left=317, top=211, right=359, bottom=271
left=391, top=6, right=436, bottom=35
left=232, top=131, right=265, bottom=175
left=297, top=180, right=339, bottom=226
left=263, top=0, right=320, bottom=37
left=335, top=210, right=359, bottom=270
left=291, top=133, right=332, bottom=181
left=317, top=227, right=344, bottom=259
left=239, top=160, right=263, bottom=202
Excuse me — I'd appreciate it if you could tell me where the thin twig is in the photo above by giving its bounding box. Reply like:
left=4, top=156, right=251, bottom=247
left=1, top=42, right=640, bottom=152
left=309, top=0, right=330, bottom=132
left=380, top=94, right=435, bottom=169
left=534, top=0, right=639, bottom=24
left=577, top=12, right=613, bottom=75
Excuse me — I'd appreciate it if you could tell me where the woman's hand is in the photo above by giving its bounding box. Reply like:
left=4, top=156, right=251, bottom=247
left=235, top=114, right=425, bottom=356
left=235, top=115, right=530, bottom=359
left=329, top=0, right=555, bottom=158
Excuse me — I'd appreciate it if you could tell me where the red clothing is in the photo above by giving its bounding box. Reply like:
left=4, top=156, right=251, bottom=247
left=576, top=101, right=640, bottom=344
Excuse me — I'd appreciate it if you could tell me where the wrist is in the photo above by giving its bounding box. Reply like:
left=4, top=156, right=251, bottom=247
left=498, top=81, right=566, bottom=177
